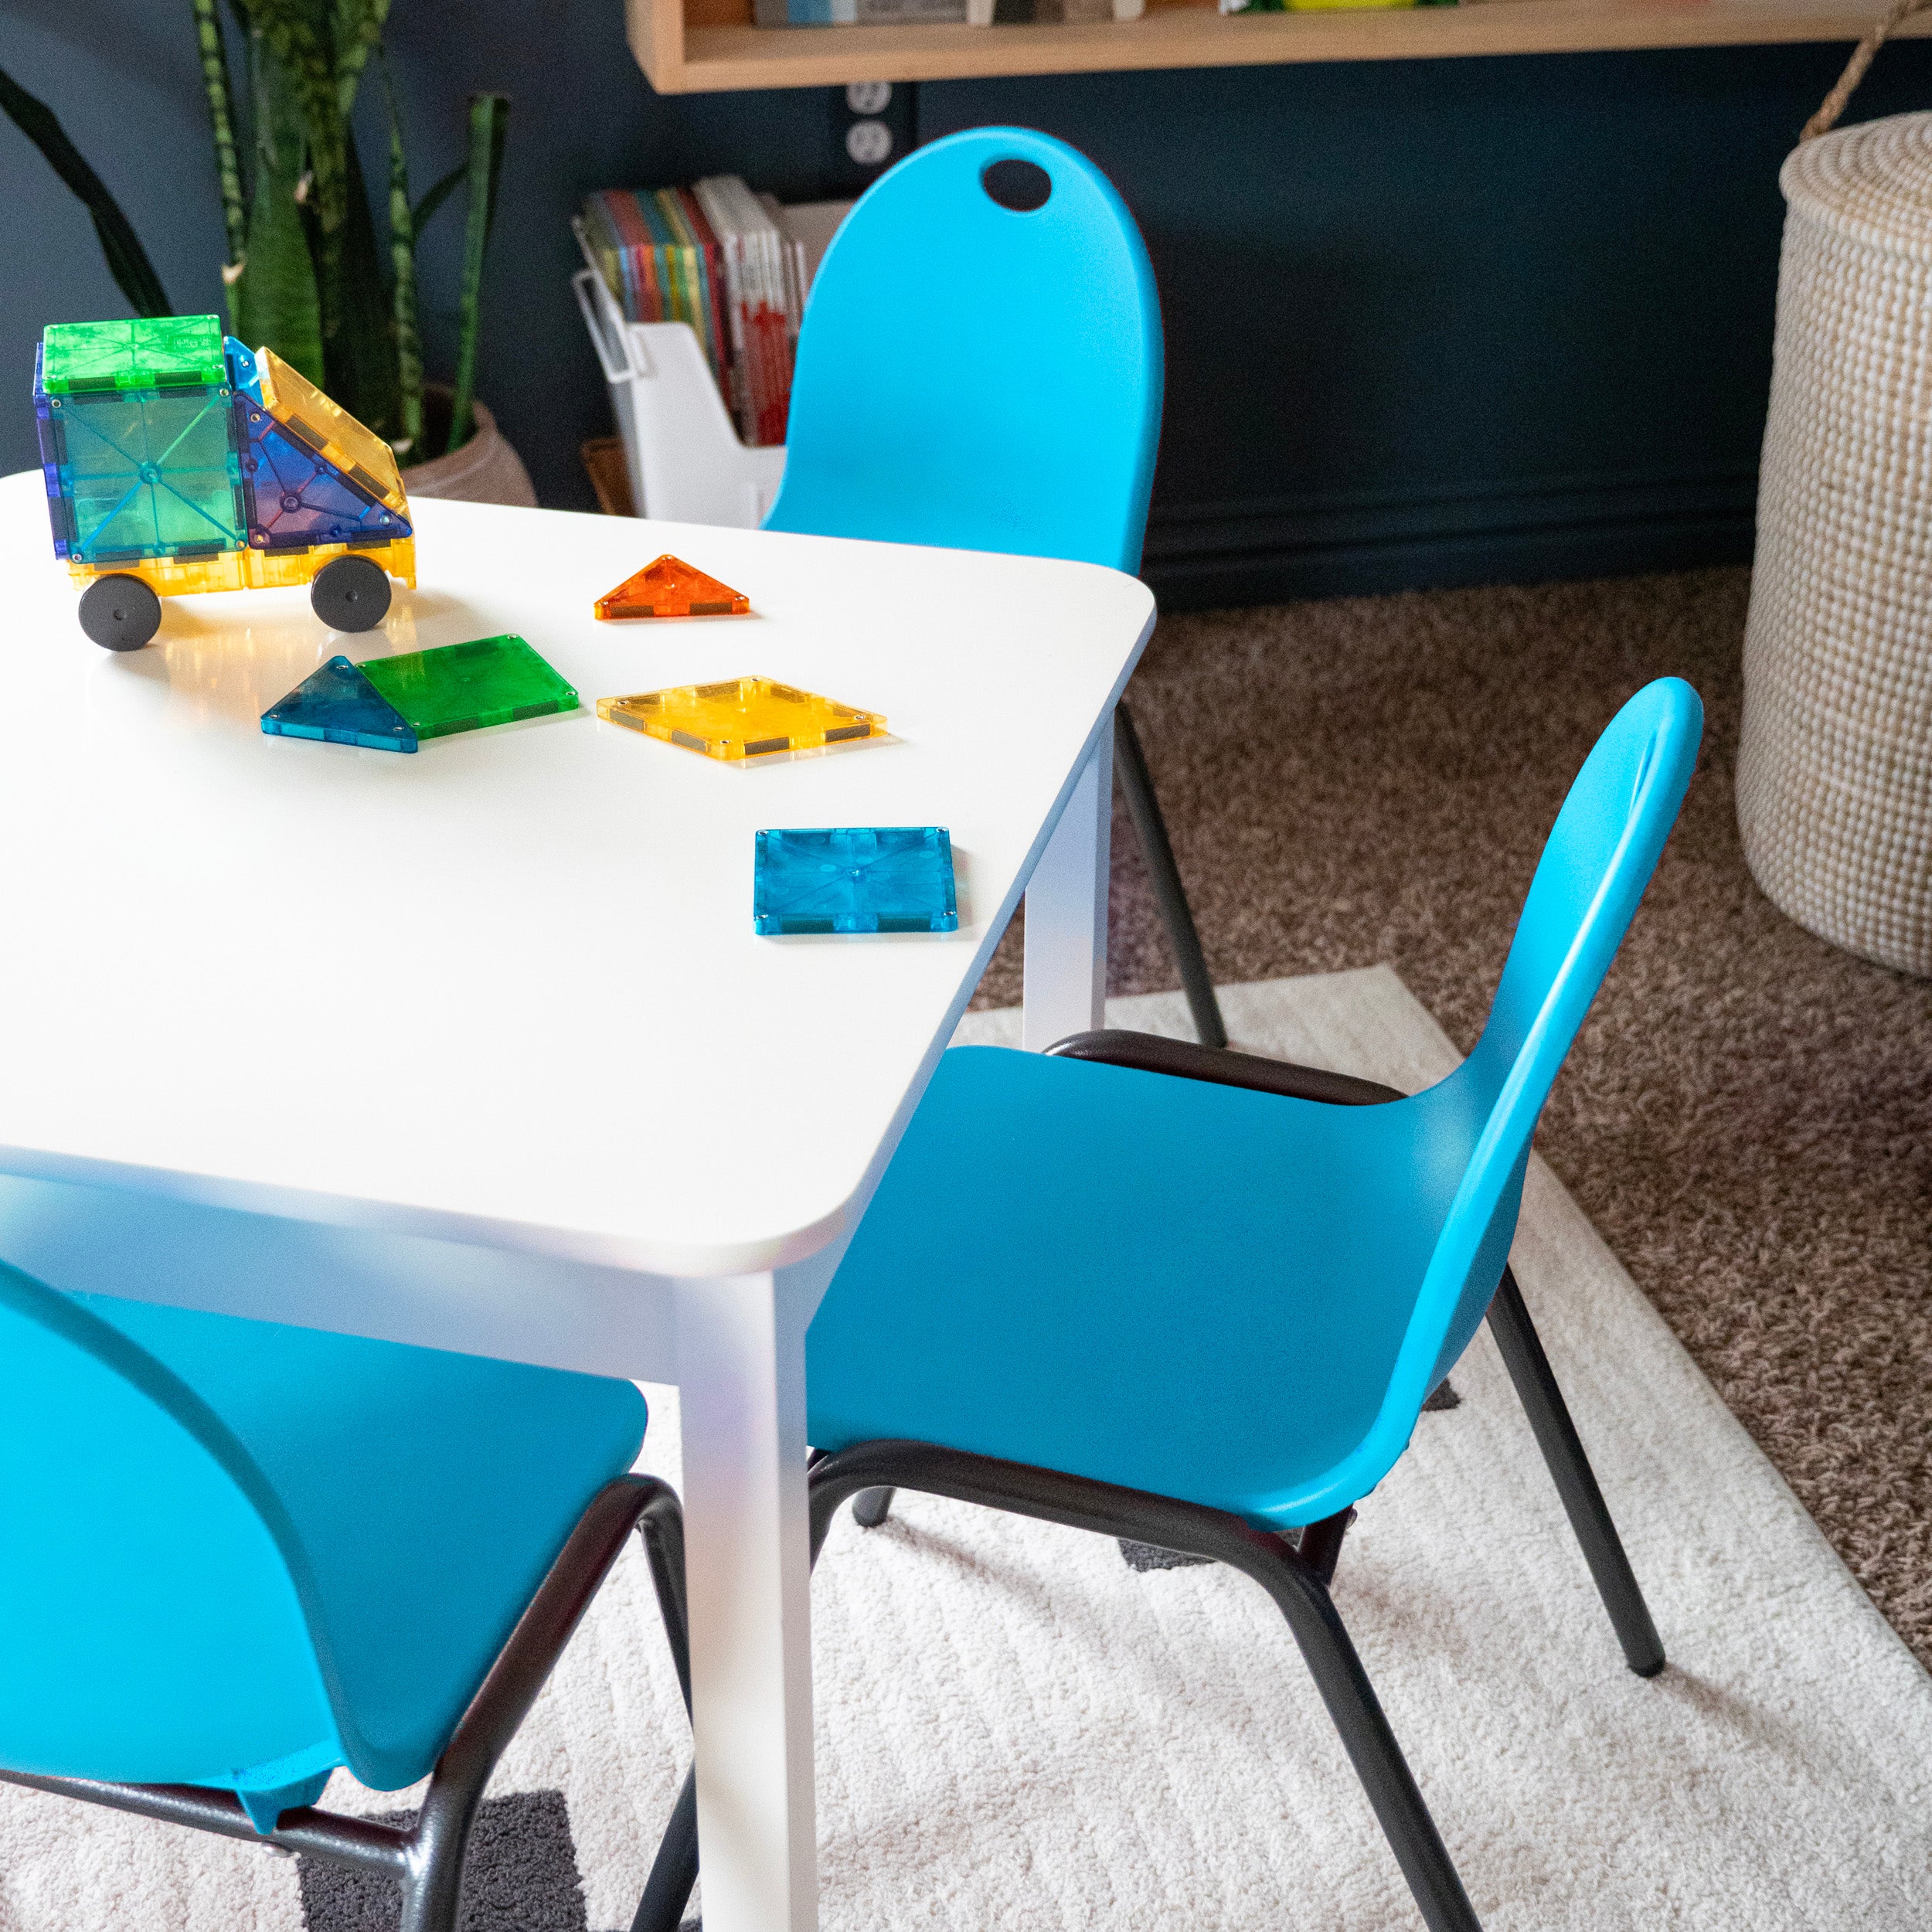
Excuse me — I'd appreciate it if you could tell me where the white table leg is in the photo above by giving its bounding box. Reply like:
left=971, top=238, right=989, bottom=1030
left=675, top=1264, right=821, bottom=1932
left=1022, top=719, right=1114, bottom=1051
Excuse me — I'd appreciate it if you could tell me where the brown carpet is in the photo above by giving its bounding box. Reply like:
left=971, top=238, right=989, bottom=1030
left=973, top=567, right=1932, bottom=1668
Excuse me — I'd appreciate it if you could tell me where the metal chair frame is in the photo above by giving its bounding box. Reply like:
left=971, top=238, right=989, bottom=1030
left=3, top=1475, right=691, bottom=1932
left=635, top=1034, right=1664, bottom=1932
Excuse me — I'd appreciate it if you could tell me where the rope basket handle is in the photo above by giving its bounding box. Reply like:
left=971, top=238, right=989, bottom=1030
left=1804, top=0, right=1932, bottom=138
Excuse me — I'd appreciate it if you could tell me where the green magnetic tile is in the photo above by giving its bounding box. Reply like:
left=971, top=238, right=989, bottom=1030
left=359, top=634, right=579, bottom=741
left=41, top=315, right=226, bottom=395
left=56, top=388, right=244, bottom=563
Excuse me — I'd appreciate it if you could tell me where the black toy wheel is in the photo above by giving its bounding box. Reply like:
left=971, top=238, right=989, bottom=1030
left=310, top=553, right=393, bottom=632
left=77, top=573, right=162, bottom=651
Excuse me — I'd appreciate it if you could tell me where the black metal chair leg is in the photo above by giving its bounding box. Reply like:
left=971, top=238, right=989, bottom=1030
left=1295, top=1506, right=1356, bottom=1587
left=404, top=1476, right=690, bottom=1932
left=1486, top=1267, right=1665, bottom=1678
left=1228, top=1530, right=1481, bottom=1932
left=852, top=1485, right=896, bottom=1527
left=397, top=1834, right=468, bottom=1932
left=804, top=1442, right=1482, bottom=1932
left=630, top=1767, right=699, bottom=1932
left=637, top=1492, right=694, bottom=1716
left=1114, top=701, right=1227, bottom=1050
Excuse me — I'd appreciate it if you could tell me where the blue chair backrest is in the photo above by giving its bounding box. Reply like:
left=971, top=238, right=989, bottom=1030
left=0, top=1263, right=336, bottom=1787
left=764, top=127, right=1164, bottom=574
left=1315, top=678, right=1703, bottom=1515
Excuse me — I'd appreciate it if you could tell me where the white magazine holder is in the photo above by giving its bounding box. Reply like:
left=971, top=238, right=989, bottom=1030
left=572, top=264, right=785, bottom=530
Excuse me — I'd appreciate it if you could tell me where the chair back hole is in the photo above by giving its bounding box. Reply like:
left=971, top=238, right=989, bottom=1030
left=981, top=158, right=1053, bottom=213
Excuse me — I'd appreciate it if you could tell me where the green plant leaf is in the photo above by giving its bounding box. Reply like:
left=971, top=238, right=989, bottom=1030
left=328, top=124, right=400, bottom=438
left=410, top=161, right=465, bottom=240
left=243, top=2, right=403, bottom=434
left=382, top=54, right=422, bottom=461
left=331, top=0, right=389, bottom=118
left=0, top=62, right=172, bottom=318
left=246, top=2, right=346, bottom=254
left=230, top=31, right=323, bottom=384
left=445, top=91, right=509, bottom=456
left=192, top=0, right=249, bottom=274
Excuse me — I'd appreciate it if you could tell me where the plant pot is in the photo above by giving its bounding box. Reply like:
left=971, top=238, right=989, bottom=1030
left=402, top=387, right=537, bottom=509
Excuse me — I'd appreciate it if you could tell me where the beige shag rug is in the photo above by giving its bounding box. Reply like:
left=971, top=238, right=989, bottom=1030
left=2, top=969, right=1927, bottom=1932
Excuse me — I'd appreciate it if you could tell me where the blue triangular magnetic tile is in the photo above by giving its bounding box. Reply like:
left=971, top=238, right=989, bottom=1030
left=262, top=655, right=419, bottom=752
left=240, top=411, right=412, bottom=552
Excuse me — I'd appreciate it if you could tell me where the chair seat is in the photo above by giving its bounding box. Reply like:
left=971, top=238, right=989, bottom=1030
left=807, top=1044, right=1494, bottom=1528
left=49, top=1283, right=646, bottom=1795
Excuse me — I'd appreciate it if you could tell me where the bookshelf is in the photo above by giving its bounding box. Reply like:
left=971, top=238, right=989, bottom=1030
left=628, top=0, right=1923, bottom=94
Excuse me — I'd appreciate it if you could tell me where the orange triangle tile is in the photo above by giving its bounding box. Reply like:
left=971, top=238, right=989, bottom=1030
left=594, top=554, right=751, bottom=621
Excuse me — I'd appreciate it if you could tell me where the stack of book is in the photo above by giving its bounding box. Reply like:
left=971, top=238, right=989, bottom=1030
left=580, top=179, right=811, bottom=449
left=753, top=0, right=1143, bottom=19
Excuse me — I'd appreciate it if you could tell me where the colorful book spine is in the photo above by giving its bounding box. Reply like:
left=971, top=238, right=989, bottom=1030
left=583, top=176, right=820, bottom=452
left=692, top=178, right=761, bottom=447
left=752, top=0, right=853, bottom=22
left=757, top=0, right=969, bottom=16
left=651, top=189, right=729, bottom=392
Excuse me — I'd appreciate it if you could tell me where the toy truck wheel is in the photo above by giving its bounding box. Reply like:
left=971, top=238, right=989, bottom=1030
left=310, top=554, right=392, bottom=632
left=77, top=574, right=162, bottom=651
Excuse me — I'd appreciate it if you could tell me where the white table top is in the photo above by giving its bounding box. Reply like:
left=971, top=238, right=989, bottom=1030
left=0, top=472, right=1152, bottom=1278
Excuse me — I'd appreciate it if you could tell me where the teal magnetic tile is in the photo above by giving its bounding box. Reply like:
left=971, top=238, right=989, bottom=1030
left=48, top=386, right=244, bottom=565
left=262, top=656, right=419, bottom=752
left=754, top=827, right=958, bottom=935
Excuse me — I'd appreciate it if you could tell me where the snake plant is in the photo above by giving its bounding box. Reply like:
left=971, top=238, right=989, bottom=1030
left=3, top=4, right=508, bottom=465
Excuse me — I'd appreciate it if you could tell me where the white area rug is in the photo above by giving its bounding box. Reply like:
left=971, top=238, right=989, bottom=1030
left=3, top=968, right=1929, bottom=1931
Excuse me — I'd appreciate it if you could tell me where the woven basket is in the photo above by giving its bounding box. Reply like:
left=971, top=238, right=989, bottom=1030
left=1739, top=15, right=1932, bottom=975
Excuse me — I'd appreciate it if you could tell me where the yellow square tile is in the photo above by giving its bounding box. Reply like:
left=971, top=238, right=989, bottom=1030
left=595, top=676, right=884, bottom=760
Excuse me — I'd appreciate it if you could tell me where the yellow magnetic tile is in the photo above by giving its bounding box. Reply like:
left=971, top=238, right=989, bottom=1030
left=70, top=551, right=247, bottom=597
left=70, top=536, right=416, bottom=599
left=255, top=347, right=409, bottom=515
left=595, top=675, right=884, bottom=760
left=594, top=554, right=751, bottom=620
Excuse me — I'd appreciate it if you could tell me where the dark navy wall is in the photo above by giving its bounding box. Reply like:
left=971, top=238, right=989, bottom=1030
left=6, top=2, right=1930, bottom=606
left=925, top=46, right=1932, bottom=602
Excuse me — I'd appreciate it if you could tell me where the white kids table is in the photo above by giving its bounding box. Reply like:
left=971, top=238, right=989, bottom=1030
left=0, top=473, right=1155, bottom=1932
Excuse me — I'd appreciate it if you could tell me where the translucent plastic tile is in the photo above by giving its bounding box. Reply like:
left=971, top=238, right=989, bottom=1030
left=65, top=539, right=414, bottom=601
left=77, top=552, right=247, bottom=597
left=753, top=827, right=958, bottom=935
left=257, top=346, right=408, bottom=514
left=595, top=677, right=883, bottom=760
left=261, top=656, right=418, bottom=753
left=225, top=337, right=264, bottom=404
left=40, top=315, right=226, bottom=394
left=594, top=554, right=750, bottom=619
left=359, top=634, right=579, bottom=741
left=41, top=385, right=244, bottom=566
left=239, top=402, right=411, bottom=553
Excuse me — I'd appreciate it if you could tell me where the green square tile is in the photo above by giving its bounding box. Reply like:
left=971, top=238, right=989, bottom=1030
left=359, top=635, right=580, bottom=741
left=56, top=388, right=244, bottom=563
left=41, top=315, right=226, bottom=394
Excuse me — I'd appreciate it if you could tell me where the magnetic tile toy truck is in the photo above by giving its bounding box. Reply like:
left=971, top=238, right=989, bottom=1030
left=32, top=315, right=414, bottom=651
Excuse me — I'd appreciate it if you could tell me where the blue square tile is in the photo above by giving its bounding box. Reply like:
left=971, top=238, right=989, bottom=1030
left=753, top=827, right=958, bottom=936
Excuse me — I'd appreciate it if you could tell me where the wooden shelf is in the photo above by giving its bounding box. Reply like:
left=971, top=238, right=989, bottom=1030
left=628, top=0, right=1923, bottom=93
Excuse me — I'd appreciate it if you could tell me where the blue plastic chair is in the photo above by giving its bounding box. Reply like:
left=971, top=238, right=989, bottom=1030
left=764, top=126, right=1227, bottom=1047
left=0, top=1269, right=690, bottom=1932
left=794, top=678, right=1704, bottom=1932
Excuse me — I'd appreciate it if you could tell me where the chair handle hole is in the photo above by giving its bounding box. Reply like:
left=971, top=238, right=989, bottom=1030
left=981, top=158, right=1053, bottom=213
